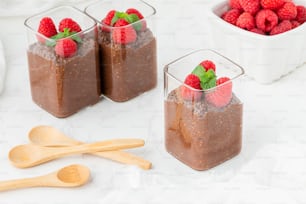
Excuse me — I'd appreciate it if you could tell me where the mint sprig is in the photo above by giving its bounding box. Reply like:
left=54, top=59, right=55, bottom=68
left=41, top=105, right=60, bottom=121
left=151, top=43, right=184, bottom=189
left=192, top=65, right=216, bottom=90
left=111, top=11, right=142, bottom=30
left=45, top=28, right=82, bottom=47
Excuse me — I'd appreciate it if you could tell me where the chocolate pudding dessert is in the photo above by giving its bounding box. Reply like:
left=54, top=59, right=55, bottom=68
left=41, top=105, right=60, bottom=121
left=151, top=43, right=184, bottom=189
left=99, top=28, right=157, bottom=102
left=165, top=88, right=243, bottom=170
left=27, top=37, right=101, bottom=118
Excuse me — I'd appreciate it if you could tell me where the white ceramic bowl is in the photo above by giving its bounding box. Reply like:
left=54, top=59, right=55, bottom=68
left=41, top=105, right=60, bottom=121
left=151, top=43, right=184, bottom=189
left=208, top=0, right=306, bottom=84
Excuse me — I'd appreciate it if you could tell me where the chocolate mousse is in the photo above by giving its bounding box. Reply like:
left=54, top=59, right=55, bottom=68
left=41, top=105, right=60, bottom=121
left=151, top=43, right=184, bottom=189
left=99, top=28, right=157, bottom=102
left=165, top=88, right=243, bottom=170
left=27, top=37, right=101, bottom=118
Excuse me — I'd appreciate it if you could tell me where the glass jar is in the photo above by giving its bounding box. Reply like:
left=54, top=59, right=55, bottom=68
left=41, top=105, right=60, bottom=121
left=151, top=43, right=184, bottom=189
left=25, top=6, right=101, bottom=118
left=85, top=0, right=157, bottom=102
left=164, top=49, right=244, bottom=170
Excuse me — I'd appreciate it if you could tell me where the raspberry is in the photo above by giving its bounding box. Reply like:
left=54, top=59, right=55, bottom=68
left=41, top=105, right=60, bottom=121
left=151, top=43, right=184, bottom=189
left=255, top=9, right=278, bottom=32
left=180, top=74, right=202, bottom=101
left=126, top=8, right=147, bottom=31
left=270, top=20, right=292, bottom=35
left=112, top=19, right=137, bottom=44
left=206, top=77, right=232, bottom=108
left=250, top=28, right=266, bottom=34
left=59, top=18, right=82, bottom=33
left=291, top=20, right=300, bottom=28
left=222, top=9, right=241, bottom=25
left=296, top=5, right=306, bottom=23
left=236, top=12, right=256, bottom=30
left=229, top=0, right=243, bottom=10
left=55, top=38, right=77, bottom=58
left=277, top=2, right=297, bottom=20
left=37, top=17, right=58, bottom=42
left=261, top=0, right=285, bottom=10
left=102, top=10, right=116, bottom=26
left=239, top=0, right=260, bottom=15
left=200, top=60, right=216, bottom=72
left=126, top=8, right=144, bottom=19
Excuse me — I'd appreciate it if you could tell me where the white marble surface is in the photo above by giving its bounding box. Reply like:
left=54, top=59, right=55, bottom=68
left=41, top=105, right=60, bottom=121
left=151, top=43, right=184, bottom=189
left=0, top=0, right=306, bottom=203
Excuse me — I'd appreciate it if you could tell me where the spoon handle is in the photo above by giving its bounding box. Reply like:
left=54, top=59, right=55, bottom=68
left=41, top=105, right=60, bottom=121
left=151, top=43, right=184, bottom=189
left=0, top=177, right=40, bottom=192
left=27, top=139, right=145, bottom=168
left=55, top=138, right=145, bottom=154
left=93, top=151, right=152, bottom=170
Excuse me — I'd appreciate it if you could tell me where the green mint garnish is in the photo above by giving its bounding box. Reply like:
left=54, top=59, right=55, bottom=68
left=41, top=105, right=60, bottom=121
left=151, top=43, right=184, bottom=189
left=111, top=11, right=128, bottom=26
left=200, top=69, right=217, bottom=90
left=192, top=65, right=206, bottom=78
left=111, top=11, right=142, bottom=31
left=192, top=65, right=216, bottom=90
left=126, top=14, right=139, bottom=23
left=45, top=28, right=82, bottom=47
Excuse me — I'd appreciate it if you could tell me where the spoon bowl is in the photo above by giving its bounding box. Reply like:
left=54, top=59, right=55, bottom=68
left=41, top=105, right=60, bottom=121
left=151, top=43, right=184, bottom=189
left=55, top=164, right=90, bottom=187
left=29, top=126, right=81, bottom=147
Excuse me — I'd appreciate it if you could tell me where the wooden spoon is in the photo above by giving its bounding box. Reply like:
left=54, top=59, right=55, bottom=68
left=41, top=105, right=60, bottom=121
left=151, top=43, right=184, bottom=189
left=0, top=164, right=90, bottom=192
left=28, top=125, right=152, bottom=170
left=9, top=138, right=144, bottom=168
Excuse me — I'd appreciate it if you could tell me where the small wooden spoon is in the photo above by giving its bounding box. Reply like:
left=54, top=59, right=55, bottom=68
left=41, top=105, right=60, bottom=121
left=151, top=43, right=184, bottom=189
left=9, top=138, right=144, bottom=168
left=28, top=125, right=152, bottom=170
left=0, top=164, right=90, bottom=192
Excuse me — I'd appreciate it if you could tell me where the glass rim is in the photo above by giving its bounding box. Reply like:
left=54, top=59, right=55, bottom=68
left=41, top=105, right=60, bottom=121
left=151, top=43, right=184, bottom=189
left=84, top=0, right=156, bottom=27
left=164, top=49, right=245, bottom=92
left=24, top=5, right=97, bottom=37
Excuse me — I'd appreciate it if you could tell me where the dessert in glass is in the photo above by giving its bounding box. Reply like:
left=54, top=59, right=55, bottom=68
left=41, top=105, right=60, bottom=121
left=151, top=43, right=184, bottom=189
left=25, top=6, right=101, bottom=118
left=85, top=0, right=157, bottom=102
left=164, top=49, right=244, bottom=170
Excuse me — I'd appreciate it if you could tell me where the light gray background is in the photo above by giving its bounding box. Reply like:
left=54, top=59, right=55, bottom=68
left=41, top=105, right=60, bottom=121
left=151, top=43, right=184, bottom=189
left=0, top=0, right=306, bottom=203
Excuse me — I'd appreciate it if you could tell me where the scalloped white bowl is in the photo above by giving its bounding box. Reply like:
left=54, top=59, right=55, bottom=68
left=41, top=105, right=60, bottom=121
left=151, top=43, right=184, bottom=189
left=208, top=0, right=306, bottom=84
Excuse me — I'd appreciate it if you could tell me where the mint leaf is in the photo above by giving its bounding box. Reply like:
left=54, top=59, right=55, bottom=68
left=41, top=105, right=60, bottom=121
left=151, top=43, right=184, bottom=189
left=126, top=14, right=139, bottom=23
left=45, top=40, right=56, bottom=47
left=45, top=28, right=82, bottom=47
left=71, top=34, right=82, bottom=44
left=192, top=65, right=206, bottom=78
left=111, top=11, right=128, bottom=26
left=199, top=70, right=217, bottom=90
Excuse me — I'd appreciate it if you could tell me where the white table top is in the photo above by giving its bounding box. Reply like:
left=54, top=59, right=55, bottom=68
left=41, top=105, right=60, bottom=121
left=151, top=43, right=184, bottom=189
left=1, top=0, right=306, bottom=203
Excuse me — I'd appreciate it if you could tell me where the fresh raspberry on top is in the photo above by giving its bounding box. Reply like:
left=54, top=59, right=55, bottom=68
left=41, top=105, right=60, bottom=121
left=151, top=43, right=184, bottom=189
left=236, top=12, right=256, bottom=30
left=261, top=0, right=285, bottom=10
left=291, top=20, right=300, bottom=28
left=200, top=60, right=216, bottom=72
left=222, top=9, right=241, bottom=25
left=55, top=38, right=77, bottom=58
left=277, top=2, right=297, bottom=20
left=112, top=19, right=137, bottom=44
left=239, top=0, right=260, bottom=15
left=270, top=20, right=292, bottom=35
left=59, top=18, right=82, bottom=33
left=255, top=9, right=278, bottom=32
left=37, top=17, right=58, bottom=41
left=229, top=0, right=243, bottom=10
left=296, top=5, right=306, bottom=23
left=180, top=74, right=202, bottom=101
left=102, top=10, right=116, bottom=26
left=114, top=18, right=130, bottom=27
left=250, top=27, right=266, bottom=34
left=206, top=77, right=232, bottom=107
left=126, top=8, right=144, bottom=19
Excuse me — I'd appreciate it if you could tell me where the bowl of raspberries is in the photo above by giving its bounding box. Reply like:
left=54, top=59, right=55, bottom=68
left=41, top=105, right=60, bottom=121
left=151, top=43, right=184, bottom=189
left=208, top=0, right=306, bottom=84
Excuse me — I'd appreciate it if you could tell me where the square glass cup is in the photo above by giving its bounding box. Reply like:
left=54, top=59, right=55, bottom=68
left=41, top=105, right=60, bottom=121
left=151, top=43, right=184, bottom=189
left=24, top=6, right=101, bottom=118
left=164, top=49, right=244, bottom=170
left=85, top=0, right=157, bottom=102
